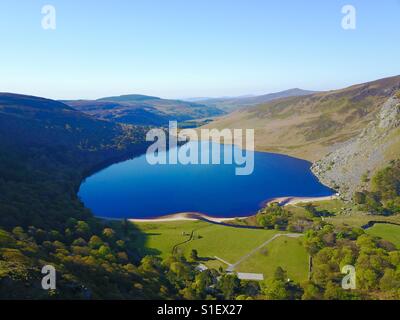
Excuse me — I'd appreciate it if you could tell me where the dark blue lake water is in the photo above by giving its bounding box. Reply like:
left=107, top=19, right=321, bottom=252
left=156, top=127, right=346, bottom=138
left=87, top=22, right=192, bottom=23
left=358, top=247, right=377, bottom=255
left=78, top=142, right=334, bottom=219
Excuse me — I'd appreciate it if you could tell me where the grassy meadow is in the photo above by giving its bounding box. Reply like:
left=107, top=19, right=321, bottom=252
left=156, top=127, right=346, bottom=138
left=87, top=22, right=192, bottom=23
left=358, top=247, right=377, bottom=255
left=235, top=236, right=309, bottom=282
left=132, top=220, right=279, bottom=262
left=130, top=198, right=399, bottom=284
left=366, top=223, right=400, bottom=248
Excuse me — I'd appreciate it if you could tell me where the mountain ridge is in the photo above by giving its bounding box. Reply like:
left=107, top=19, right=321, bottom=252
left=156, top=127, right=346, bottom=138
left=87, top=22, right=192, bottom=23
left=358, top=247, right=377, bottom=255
left=196, top=88, right=318, bottom=112
left=63, top=94, right=224, bottom=126
left=205, top=75, right=400, bottom=159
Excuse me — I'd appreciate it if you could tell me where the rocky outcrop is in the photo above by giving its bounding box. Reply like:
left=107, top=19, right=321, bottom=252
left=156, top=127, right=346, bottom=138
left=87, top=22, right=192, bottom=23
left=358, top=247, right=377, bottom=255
left=312, top=95, right=400, bottom=200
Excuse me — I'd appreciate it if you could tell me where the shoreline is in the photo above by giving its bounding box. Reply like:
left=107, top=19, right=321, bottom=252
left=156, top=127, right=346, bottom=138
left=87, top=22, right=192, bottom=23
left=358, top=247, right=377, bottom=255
left=265, top=194, right=338, bottom=207
left=129, top=212, right=249, bottom=223
left=84, top=139, right=338, bottom=225
left=128, top=194, right=338, bottom=223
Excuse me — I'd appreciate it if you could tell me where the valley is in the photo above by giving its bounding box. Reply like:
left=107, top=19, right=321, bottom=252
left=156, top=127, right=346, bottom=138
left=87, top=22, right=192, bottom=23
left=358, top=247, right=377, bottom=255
left=1, top=75, right=400, bottom=300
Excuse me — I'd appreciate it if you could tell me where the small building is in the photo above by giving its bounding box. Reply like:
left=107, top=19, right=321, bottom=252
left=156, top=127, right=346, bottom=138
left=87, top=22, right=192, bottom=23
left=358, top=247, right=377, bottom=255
left=236, top=273, right=264, bottom=281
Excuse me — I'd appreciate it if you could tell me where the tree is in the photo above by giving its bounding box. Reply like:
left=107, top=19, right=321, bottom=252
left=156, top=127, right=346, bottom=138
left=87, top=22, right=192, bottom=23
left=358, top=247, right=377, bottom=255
left=274, top=267, right=287, bottom=282
left=170, top=261, right=192, bottom=281
left=353, top=191, right=366, bottom=204
left=97, top=245, right=112, bottom=258
left=301, top=282, right=321, bottom=300
left=323, top=281, right=345, bottom=300
left=379, top=268, right=400, bottom=292
left=190, top=249, right=199, bottom=261
left=75, top=221, right=90, bottom=238
left=263, top=279, right=290, bottom=300
left=193, top=270, right=217, bottom=297
left=88, top=235, right=103, bottom=249
left=102, top=228, right=115, bottom=239
left=304, top=204, right=318, bottom=217
left=256, top=203, right=289, bottom=229
left=217, top=274, right=240, bottom=300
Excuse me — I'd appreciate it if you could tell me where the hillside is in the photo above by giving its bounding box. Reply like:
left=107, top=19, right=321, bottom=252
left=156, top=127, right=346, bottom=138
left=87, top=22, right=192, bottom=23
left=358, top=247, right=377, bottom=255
left=0, top=93, right=190, bottom=299
left=204, top=75, right=400, bottom=196
left=312, top=94, right=400, bottom=198
left=196, top=88, right=317, bottom=112
left=64, top=94, right=224, bottom=127
left=205, top=76, right=400, bottom=160
left=0, top=93, right=149, bottom=229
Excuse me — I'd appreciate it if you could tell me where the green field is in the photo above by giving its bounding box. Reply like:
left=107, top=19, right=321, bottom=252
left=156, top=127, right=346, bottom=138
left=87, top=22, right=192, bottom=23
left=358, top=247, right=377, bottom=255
left=366, top=223, right=400, bottom=248
left=235, top=236, right=309, bottom=282
left=132, top=220, right=280, bottom=262
left=131, top=220, right=310, bottom=280
left=131, top=199, right=397, bottom=284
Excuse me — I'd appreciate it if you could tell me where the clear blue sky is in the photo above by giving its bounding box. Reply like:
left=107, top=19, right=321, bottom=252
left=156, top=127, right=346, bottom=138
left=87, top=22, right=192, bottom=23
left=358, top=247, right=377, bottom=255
left=0, top=0, right=399, bottom=100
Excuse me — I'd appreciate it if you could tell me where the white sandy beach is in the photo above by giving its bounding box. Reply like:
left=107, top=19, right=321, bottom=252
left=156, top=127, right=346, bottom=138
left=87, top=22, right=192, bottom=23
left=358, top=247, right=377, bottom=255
left=129, top=212, right=248, bottom=223
left=129, top=194, right=338, bottom=223
left=266, top=194, right=338, bottom=207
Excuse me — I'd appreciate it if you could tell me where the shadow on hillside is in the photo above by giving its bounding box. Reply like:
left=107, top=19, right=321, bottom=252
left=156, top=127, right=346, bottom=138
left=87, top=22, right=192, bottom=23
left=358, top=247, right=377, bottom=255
left=102, top=220, right=162, bottom=260
left=130, top=229, right=162, bottom=258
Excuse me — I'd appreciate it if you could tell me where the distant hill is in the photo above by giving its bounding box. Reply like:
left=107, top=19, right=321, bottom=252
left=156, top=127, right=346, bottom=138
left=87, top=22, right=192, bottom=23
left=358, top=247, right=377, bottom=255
left=98, top=94, right=161, bottom=102
left=0, top=93, right=147, bottom=158
left=63, top=94, right=224, bottom=126
left=195, top=88, right=317, bottom=112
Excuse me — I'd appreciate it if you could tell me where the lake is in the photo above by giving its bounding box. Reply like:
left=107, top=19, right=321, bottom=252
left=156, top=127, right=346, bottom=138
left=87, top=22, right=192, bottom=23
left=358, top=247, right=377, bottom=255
left=78, top=141, right=334, bottom=219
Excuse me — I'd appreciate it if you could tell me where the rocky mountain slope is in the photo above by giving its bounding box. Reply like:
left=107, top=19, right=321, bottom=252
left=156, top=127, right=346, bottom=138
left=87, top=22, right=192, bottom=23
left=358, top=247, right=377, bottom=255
left=312, top=94, right=400, bottom=199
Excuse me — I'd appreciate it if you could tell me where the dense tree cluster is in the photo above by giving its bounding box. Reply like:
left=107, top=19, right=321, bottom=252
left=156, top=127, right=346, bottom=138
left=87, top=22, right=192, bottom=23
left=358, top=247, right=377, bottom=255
left=354, top=160, right=400, bottom=215
left=252, top=161, right=400, bottom=300
left=304, top=224, right=400, bottom=299
left=256, top=203, right=289, bottom=230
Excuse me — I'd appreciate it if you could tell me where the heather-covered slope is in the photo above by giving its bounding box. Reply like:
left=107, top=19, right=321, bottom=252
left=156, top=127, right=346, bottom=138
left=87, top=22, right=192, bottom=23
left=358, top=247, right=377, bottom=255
left=204, top=76, right=400, bottom=161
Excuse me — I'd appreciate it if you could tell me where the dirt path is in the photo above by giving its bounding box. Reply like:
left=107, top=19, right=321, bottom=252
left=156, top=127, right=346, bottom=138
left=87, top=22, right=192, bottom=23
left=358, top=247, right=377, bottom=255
left=214, top=256, right=233, bottom=267
left=172, top=230, right=194, bottom=254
